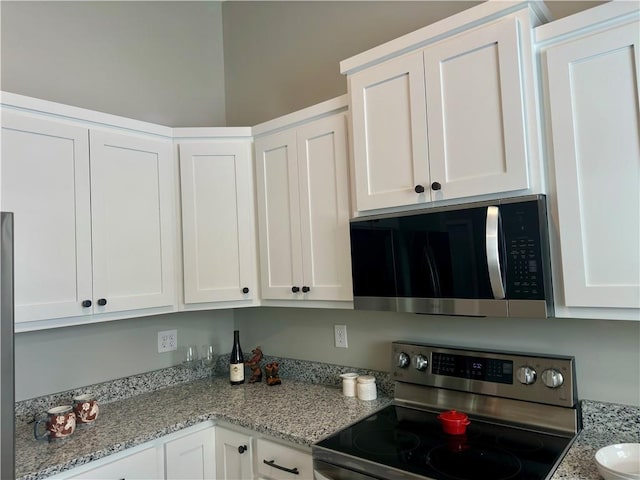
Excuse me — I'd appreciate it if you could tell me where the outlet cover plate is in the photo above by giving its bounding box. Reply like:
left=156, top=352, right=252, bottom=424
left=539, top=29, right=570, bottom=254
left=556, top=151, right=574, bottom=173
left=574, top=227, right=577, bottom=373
left=334, top=324, right=348, bottom=348
left=158, top=330, right=177, bottom=353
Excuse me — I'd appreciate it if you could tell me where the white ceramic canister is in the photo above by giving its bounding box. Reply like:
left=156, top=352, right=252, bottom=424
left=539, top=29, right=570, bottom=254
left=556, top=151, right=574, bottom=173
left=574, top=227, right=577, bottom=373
left=339, top=373, right=359, bottom=397
left=357, top=375, right=377, bottom=401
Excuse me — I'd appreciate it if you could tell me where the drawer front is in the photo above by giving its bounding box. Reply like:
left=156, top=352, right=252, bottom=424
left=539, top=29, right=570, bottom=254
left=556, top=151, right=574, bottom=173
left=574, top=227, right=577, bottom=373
left=256, top=438, right=312, bottom=480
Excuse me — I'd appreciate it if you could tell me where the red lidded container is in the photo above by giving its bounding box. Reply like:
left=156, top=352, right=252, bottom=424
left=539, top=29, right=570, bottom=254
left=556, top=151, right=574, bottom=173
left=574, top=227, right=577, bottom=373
left=437, top=410, right=471, bottom=435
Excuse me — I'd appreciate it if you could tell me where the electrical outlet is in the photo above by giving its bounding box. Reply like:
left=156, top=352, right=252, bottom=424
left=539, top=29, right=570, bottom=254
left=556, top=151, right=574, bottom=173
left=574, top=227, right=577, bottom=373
left=334, top=324, right=348, bottom=348
left=158, top=330, right=177, bottom=353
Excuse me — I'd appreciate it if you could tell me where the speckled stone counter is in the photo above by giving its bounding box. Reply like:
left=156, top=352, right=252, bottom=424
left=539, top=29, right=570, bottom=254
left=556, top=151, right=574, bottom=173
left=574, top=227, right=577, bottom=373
left=551, top=400, right=640, bottom=479
left=15, top=357, right=640, bottom=480
left=15, top=377, right=391, bottom=480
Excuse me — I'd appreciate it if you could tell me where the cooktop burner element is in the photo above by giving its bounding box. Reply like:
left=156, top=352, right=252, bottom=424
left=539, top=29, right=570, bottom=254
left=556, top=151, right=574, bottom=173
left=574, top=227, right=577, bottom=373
left=313, top=342, right=580, bottom=480
left=354, top=429, right=421, bottom=456
left=427, top=444, right=522, bottom=480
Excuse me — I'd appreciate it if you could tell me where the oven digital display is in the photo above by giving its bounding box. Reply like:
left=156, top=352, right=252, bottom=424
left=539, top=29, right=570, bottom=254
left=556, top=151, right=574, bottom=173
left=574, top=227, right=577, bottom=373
left=431, top=352, right=513, bottom=384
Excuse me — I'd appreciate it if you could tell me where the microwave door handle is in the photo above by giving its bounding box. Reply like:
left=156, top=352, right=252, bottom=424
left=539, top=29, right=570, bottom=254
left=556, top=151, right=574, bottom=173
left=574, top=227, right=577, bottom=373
left=486, top=206, right=506, bottom=299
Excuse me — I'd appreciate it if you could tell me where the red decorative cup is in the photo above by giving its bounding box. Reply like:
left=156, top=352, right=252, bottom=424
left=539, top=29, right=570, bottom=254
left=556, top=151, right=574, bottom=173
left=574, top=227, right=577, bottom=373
left=34, top=406, right=76, bottom=441
left=437, top=410, right=471, bottom=435
left=73, top=394, right=99, bottom=424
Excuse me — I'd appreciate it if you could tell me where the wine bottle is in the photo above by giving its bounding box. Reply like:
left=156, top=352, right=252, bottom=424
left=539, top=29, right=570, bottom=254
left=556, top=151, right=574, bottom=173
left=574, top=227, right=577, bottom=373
left=229, top=330, right=245, bottom=385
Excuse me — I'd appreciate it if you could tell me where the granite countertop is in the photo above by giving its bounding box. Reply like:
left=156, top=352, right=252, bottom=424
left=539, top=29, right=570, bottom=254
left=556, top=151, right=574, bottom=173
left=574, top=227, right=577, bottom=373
left=15, top=377, right=391, bottom=480
left=551, top=400, right=640, bottom=480
left=15, top=369, right=640, bottom=480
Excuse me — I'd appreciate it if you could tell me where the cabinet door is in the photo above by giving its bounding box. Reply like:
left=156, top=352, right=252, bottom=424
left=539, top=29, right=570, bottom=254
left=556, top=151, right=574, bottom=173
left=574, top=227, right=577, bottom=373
left=65, top=445, right=163, bottom=479
left=349, top=51, right=430, bottom=211
left=545, top=21, right=640, bottom=316
left=1, top=113, right=93, bottom=323
left=215, top=426, right=253, bottom=480
left=89, top=130, right=175, bottom=313
left=165, top=426, right=215, bottom=480
left=424, top=17, right=529, bottom=201
left=179, top=142, right=256, bottom=304
left=255, top=130, right=303, bottom=299
left=297, top=113, right=353, bottom=301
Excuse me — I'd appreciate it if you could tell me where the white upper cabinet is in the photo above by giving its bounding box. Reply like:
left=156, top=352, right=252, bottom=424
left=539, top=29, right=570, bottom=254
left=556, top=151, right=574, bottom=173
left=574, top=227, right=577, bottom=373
left=424, top=17, right=529, bottom=201
left=1, top=95, right=177, bottom=330
left=179, top=140, right=257, bottom=305
left=537, top=4, right=640, bottom=320
left=343, top=2, right=546, bottom=214
left=254, top=98, right=352, bottom=303
left=90, top=130, right=175, bottom=313
left=1, top=113, right=93, bottom=323
left=349, top=52, right=430, bottom=210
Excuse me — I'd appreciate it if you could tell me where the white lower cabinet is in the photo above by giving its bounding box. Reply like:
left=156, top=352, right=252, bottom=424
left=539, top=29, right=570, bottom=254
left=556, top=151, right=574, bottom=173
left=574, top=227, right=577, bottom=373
left=50, top=423, right=214, bottom=480
left=165, top=426, right=216, bottom=479
left=63, top=445, right=164, bottom=480
left=255, top=438, right=313, bottom=480
left=215, top=426, right=253, bottom=480
left=215, top=424, right=312, bottom=480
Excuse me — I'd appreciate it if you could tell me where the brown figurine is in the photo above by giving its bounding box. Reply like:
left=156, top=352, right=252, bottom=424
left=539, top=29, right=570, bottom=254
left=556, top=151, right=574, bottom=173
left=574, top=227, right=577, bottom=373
left=245, top=347, right=263, bottom=383
left=265, top=362, right=281, bottom=386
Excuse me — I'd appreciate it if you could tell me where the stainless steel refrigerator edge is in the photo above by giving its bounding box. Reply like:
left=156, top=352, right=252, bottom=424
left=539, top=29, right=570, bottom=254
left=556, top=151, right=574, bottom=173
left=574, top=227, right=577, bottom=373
left=1, top=212, right=15, bottom=479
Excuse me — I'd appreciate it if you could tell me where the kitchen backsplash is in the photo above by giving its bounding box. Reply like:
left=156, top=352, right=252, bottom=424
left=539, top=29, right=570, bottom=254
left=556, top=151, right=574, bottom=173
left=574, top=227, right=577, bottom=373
left=15, top=355, right=393, bottom=423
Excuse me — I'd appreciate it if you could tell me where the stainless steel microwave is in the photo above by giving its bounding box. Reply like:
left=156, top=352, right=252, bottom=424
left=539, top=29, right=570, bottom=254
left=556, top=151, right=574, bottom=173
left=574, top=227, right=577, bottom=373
left=349, top=195, right=553, bottom=318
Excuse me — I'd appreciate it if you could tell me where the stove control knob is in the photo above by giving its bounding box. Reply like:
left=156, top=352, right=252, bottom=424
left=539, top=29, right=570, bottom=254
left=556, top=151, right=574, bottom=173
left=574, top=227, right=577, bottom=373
left=397, top=352, right=410, bottom=368
left=414, top=354, right=429, bottom=371
left=516, top=366, right=537, bottom=385
left=541, top=368, right=564, bottom=389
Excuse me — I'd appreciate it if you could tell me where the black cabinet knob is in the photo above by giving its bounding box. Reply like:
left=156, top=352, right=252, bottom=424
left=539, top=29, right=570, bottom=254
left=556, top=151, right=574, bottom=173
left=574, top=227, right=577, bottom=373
left=291, top=286, right=300, bottom=293
left=242, top=287, right=249, bottom=294
left=301, top=286, right=310, bottom=293
left=238, top=445, right=247, bottom=454
left=81, top=300, right=92, bottom=308
left=97, top=298, right=107, bottom=306
left=431, top=182, right=442, bottom=191
left=414, top=185, right=425, bottom=194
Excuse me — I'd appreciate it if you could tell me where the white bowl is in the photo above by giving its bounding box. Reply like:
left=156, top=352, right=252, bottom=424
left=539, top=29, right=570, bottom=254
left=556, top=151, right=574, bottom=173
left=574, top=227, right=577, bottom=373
left=595, top=444, right=640, bottom=480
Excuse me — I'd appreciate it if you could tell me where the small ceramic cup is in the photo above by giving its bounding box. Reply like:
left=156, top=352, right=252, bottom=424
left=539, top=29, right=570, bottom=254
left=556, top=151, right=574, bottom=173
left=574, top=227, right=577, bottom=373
left=34, top=405, right=76, bottom=441
left=340, top=373, right=359, bottom=397
left=73, top=394, right=99, bottom=425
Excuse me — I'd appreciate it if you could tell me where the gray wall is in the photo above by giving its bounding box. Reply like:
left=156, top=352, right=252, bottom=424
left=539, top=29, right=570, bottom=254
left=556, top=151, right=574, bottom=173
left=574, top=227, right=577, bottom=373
left=221, top=1, right=479, bottom=126
left=1, top=1, right=226, bottom=127
left=1, top=1, right=605, bottom=127
left=235, top=308, right=640, bottom=407
left=14, top=310, right=234, bottom=401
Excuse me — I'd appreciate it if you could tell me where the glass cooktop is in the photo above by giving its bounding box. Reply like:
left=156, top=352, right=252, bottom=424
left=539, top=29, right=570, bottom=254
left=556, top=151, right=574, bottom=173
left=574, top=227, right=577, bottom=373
left=314, top=405, right=575, bottom=480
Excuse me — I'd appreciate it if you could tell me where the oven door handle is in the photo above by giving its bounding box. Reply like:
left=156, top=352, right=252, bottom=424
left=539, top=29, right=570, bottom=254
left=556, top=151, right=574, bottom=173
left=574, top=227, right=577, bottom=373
left=486, top=206, right=505, bottom=299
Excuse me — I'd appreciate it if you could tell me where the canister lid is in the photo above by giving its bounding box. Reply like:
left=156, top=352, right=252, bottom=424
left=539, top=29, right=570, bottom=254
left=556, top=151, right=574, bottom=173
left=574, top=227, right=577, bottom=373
left=357, top=375, right=375, bottom=384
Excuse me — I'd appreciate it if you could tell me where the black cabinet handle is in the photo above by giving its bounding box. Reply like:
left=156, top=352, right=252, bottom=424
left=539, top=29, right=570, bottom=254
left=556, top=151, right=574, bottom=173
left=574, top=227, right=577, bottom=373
left=81, top=300, right=92, bottom=308
left=242, top=287, right=249, bottom=294
left=97, top=298, right=107, bottom=306
left=414, top=185, right=425, bottom=194
left=291, top=286, right=300, bottom=293
left=431, top=181, right=442, bottom=191
left=263, top=459, right=299, bottom=475
left=238, top=445, right=247, bottom=454
left=301, top=286, right=310, bottom=293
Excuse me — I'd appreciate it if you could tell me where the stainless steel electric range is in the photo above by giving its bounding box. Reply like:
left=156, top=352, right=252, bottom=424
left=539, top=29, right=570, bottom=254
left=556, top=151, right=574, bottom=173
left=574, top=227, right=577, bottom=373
left=313, top=342, right=580, bottom=480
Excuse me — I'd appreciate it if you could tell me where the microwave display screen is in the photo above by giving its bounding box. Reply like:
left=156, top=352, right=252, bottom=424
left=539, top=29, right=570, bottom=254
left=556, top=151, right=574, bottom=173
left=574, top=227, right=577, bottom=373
left=431, top=352, right=513, bottom=384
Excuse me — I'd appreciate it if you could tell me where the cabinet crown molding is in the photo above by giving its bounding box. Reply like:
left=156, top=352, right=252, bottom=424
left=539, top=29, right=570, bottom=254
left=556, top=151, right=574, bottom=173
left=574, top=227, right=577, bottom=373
left=340, top=1, right=551, bottom=75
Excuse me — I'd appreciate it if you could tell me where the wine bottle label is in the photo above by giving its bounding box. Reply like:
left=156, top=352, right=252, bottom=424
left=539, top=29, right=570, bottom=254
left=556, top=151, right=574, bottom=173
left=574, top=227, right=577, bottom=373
left=230, top=363, right=244, bottom=382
